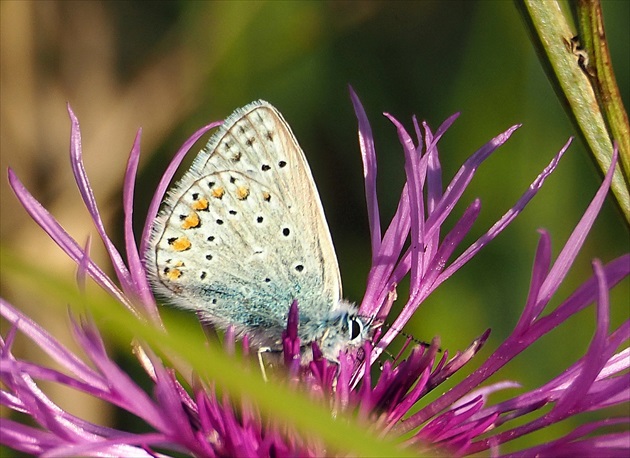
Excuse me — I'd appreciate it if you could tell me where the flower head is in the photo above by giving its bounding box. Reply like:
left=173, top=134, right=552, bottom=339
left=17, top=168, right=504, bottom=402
left=1, top=91, right=628, bottom=456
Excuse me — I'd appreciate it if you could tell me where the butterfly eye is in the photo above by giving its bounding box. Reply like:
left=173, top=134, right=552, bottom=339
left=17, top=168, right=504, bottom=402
left=349, top=317, right=363, bottom=342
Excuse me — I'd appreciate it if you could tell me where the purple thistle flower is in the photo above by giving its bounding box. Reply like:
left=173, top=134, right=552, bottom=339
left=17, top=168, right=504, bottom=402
left=1, top=90, right=628, bottom=456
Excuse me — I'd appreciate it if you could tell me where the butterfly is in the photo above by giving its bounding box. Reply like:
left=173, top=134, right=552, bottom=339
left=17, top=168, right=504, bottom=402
left=145, top=101, right=371, bottom=362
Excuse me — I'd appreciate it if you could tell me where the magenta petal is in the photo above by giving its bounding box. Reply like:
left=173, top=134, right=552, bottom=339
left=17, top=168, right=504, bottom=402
left=360, top=184, right=411, bottom=317
left=350, top=87, right=381, bottom=256
left=45, top=433, right=166, bottom=458
left=7, top=169, right=137, bottom=315
left=1, top=300, right=105, bottom=389
left=151, top=366, right=199, bottom=450
left=440, top=138, right=569, bottom=284
left=425, top=124, right=520, bottom=240
left=76, top=235, right=91, bottom=292
left=377, top=199, right=481, bottom=352
left=66, top=104, right=135, bottom=297
left=515, top=230, right=552, bottom=334
left=68, top=316, right=168, bottom=431
left=550, top=260, right=611, bottom=418
left=384, top=113, right=427, bottom=291
left=501, top=418, right=630, bottom=458
left=121, top=127, right=160, bottom=321
left=537, top=147, right=618, bottom=307
left=0, top=419, right=59, bottom=455
left=599, top=347, right=630, bottom=378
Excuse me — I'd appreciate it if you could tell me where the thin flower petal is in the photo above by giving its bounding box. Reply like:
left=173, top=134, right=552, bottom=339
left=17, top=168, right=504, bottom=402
left=0, top=300, right=106, bottom=389
left=384, top=113, right=427, bottom=293
left=360, top=184, right=410, bottom=317
left=350, top=86, right=381, bottom=256
left=501, top=419, right=629, bottom=458
left=121, top=127, right=160, bottom=321
left=76, top=235, right=91, bottom=292
left=536, top=147, right=619, bottom=308
left=44, top=433, right=166, bottom=458
left=375, top=200, right=481, bottom=355
left=550, top=259, right=611, bottom=418
left=425, top=124, right=521, bottom=240
left=515, top=229, right=552, bottom=334
left=440, top=138, right=570, bottom=285
left=67, top=104, right=135, bottom=296
left=6, top=169, right=137, bottom=316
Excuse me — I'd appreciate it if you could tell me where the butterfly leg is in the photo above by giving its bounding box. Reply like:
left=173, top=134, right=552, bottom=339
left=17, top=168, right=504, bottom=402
left=257, top=346, right=271, bottom=382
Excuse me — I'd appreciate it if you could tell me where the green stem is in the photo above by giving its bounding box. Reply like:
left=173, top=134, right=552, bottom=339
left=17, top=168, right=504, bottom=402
left=516, top=0, right=630, bottom=225
left=575, top=0, right=630, bottom=197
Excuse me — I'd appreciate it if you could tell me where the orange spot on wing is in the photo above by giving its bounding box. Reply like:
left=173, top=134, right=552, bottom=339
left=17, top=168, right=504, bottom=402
left=211, top=187, right=225, bottom=199
left=166, top=268, right=182, bottom=280
left=170, top=236, right=191, bottom=251
left=191, top=197, right=209, bottom=211
left=181, top=212, right=201, bottom=229
left=236, top=186, right=250, bottom=200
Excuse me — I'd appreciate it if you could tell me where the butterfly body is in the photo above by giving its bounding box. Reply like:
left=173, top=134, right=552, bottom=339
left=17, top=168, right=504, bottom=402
left=145, top=101, right=370, bottom=360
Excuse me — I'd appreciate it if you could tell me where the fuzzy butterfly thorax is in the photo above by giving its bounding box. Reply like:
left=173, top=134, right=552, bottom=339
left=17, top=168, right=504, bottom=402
left=145, top=101, right=372, bottom=363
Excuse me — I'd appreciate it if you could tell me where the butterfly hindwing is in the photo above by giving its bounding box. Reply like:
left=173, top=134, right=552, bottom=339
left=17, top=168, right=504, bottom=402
left=146, top=101, right=342, bottom=344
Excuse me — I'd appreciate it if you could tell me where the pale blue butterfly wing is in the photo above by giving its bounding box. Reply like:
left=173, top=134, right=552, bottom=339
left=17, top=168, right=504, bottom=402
left=146, top=101, right=348, bottom=351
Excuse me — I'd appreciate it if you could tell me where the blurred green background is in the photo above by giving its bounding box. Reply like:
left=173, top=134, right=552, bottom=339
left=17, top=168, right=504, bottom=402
left=1, top=0, right=628, bottom=453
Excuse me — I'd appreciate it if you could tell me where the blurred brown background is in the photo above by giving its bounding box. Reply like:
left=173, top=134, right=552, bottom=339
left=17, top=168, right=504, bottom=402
left=1, top=1, right=628, bottom=450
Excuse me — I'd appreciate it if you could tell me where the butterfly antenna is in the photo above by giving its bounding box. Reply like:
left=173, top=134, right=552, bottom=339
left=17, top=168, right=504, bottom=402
left=376, top=320, right=443, bottom=353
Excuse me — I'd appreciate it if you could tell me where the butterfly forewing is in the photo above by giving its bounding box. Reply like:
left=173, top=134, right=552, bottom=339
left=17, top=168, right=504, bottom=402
left=147, top=101, right=342, bottom=344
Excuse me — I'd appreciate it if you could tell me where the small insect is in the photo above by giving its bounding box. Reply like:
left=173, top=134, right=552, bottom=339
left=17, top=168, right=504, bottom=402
left=145, top=101, right=372, bottom=363
left=565, top=35, right=595, bottom=77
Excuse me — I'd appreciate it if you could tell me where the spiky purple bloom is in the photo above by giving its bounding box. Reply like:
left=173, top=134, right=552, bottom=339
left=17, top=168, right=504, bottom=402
left=1, top=91, right=628, bottom=457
